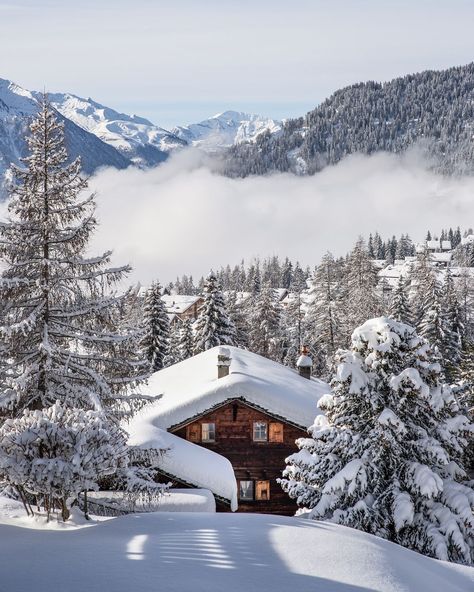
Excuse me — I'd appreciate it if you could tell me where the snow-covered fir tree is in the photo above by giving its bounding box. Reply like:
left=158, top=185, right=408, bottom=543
left=163, top=322, right=181, bottom=367
left=141, top=282, right=170, bottom=372
left=304, top=252, right=343, bottom=376
left=280, top=317, right=474, bottom=565
left=249, top=282, right=282, bottom=360
left=0, top=98, right=151, bottom=518
left=442, top=268, right=463, bottom=371
left=417, top=277, right=450, bottom=366
left=408, top=247, right=436, bottom=329
left=343, top=238, right=381, bottom=334
left=193, top=273, right=235, bottom=353
left=281, top=270, right=307, bottom=368
left=178, top=319, right=194, bottom=362
left=227, top=291, right=250, bottom=348
left=389, top=275, right=412, bottom=324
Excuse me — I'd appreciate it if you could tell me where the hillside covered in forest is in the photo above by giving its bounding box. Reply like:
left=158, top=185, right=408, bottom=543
left=226, top=63, right=474, bottom=177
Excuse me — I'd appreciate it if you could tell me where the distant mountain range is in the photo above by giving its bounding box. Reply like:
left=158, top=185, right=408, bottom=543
left=0, top=77, right=281, bottom=192
left=225, top=63, right=474, bottom=177
left=2, top=62, right=474, bottom=191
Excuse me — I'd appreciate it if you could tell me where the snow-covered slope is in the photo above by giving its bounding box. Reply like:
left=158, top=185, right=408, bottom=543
left=47, top=92, right=186, bottom=166
left=0, top=506, right=471, bottom=592
left=0, top=78, right=130, bottom=187
left=173, top=110, right=282, bottom=152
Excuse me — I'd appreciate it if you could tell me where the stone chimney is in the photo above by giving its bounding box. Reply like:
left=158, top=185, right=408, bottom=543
left=217, top=347, right=232, bottom=379
left=296, top=345, right=312, bottom=379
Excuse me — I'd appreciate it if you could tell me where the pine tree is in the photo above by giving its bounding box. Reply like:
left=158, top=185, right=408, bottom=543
left=304, top=252, right=342, bottom=375
left=227, top=290, right=249, bottom=348
left=417, top=279, right=448, bottom=360
left=249, top=282, right=281, bottom=359
left=194, top=274, right=235, bottom=353
left=281, top=317, right=474, bottom=565
left=408, top=247, right=436, bottom=328
left=343, top=237, right=381, bottom=334
left=442, top=268, right=463, bottom=371
left=141, top=282, right=170, bottom=372
left=0, top=98, right=147, bottom=417
left=0, top=98, right=150, bottom=518
left=389, top=275, right=412, bottom=324
left=164, top=322, right=181, bottom=367
left=178, top=319, right=194, bottom=361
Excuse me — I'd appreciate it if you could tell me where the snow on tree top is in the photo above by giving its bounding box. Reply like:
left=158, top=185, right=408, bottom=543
left=351, top=316, right=411, bottom=352
left=128, top=426, right=238, bottom=510
left=128, top=346, right=328, bottom=432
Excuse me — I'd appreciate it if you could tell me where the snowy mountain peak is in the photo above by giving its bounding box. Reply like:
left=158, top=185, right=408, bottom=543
left=172, top=111, right=282, bottom=152
left=0, top=78, right=37, bottom=115
left=46, top=92, right=186, bottom=166
left=0, top=78, right=131, bottom=190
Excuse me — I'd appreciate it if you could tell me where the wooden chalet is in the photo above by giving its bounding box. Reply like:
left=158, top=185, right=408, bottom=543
left=128, top=346, right=328, bottom=515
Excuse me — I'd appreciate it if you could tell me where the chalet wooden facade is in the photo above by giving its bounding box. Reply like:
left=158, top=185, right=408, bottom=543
left=128, top=346, right=328, bottom=515
left=170, top=399, right=307, bottom=514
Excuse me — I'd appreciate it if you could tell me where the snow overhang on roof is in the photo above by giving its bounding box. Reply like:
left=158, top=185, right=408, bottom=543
left=128, top=427, right=238, bottom=510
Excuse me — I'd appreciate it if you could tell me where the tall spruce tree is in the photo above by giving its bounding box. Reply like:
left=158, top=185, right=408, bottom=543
left=442, top=268, right=463, bottom=370
left=281, top=317, right=474, bottom=565
left=249, top=282, right=282, bottom=360
left=141, top=282, right=170, bottom=372
left=408, top=247, right=436, bottom=329
left=0, top=98, right=147, bottom=417
left=178, top=318, right=194, bottom=362
left=0, top=98, right=150, bottom=518
left=343, top=237, right=381, bottom=334
left=194, top=273, right=235, bottom=353
left=304, top=252, right=342, bottom=375
left=389, top=275, right=412, bottom=324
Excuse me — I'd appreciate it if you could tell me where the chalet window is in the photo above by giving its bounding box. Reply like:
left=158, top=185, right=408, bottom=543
left=256, top=480, right=270, bottom=501
left=201, top=422, right=216, bottom=442
left=269, top=422, right=284, bottom=443
left=253, top=421, right=268, bottom=442
left=239, top=480, right=254, bottom=500
left=186, top=424, right=200, bottom=442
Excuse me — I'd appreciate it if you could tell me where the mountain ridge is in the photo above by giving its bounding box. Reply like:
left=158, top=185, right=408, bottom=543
left=225, top=62, right=474, bottom=177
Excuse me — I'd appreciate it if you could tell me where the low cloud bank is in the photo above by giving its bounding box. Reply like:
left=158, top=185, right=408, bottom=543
left=88, top=148, right=474, bottom=285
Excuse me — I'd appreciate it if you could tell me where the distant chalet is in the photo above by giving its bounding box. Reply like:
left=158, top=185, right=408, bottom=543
left=128, top=346, right=328, bottom=514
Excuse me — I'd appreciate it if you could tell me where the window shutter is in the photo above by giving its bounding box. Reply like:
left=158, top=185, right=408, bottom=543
left=187, top=424, right=200, bottom=442
left=256, top=480, right=270, bottom=500
left=269, top=422, right=283, bottom=442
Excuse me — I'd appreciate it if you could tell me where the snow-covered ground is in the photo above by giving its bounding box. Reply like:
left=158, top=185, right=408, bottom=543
left=0, top=503, right=472, bottom=592
left=87, top=489, right=216, bottom=513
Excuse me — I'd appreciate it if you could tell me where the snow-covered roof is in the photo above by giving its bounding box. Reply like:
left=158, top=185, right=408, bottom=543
left=137, top=289, right=202, bottom=315
left=129, top=346, right=328, bottom=432
left=431, top=252, right=452, bottom=263
left=128, top=425, right=237, bottom=510
left=161, top=295, right=202, bottom=315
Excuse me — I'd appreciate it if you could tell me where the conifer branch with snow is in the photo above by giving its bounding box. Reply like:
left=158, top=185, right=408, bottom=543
left=281, top=317, right=474, bottom=565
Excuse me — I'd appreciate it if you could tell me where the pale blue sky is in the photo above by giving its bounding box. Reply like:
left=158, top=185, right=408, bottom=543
left=1, top=0, right=474, bottom=128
